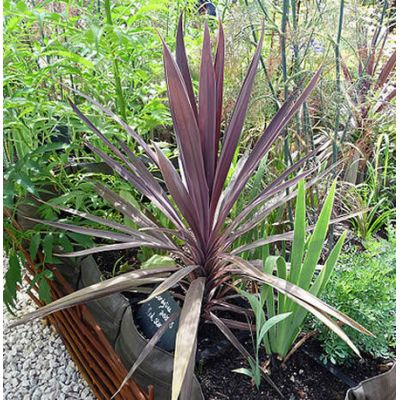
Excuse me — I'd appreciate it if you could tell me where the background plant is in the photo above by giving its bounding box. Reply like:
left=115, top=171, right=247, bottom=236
left=312, top=228, right=396, bottom=365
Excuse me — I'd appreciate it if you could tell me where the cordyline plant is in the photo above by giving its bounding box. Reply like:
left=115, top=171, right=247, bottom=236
left=340, top=15, right=396, bottom=183
left=9, top=18, right=371, bottom=399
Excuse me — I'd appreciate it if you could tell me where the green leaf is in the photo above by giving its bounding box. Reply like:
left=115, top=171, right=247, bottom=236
left=42, top=50, right=94, bottom=69
left=258, top=312, right=292, bottom=348
left=15, top=172, right=38, bottom=196
left=4, top=250, right=22, bottom=311
left=58, top=233, right=73, bottom=253
left=232, top=367, right=255, bottom=379
left=43, top=269, right=54, bottom=280
left=288, top=179, right=306, bottom=285
left=298, top=180, right=337, bottom=290
left=66, top=232, right=94, bottom=247
left=141, top=254, right=176, bottom=269
left=38, top=277, right=52, bottom=304
left=29, top=233, right=41, bottom=260
left=43, top=234, right=54, bottom=263
left=312, top=231, right=347, bottom=297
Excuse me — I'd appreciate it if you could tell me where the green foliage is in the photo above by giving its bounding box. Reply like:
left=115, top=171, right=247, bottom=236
left=314, top=230, right=396, bottom=365
left=341, top=131, right=396, bottom=240
left=141, top=255, right=176, bottom=269
left=4, top=250, right=22, bottom=313
left=261, top=180, right=346, bottom=357
left=233, top=310, right=290, bottom=389
left=233, top=294, right=291, bottom=389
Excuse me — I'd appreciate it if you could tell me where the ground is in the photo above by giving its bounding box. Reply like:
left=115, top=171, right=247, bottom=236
left=3, top=287, right=95, bottom=400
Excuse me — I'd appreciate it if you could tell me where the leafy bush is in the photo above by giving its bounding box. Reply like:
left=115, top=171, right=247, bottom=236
left=314, top=229, right=396, bottom=365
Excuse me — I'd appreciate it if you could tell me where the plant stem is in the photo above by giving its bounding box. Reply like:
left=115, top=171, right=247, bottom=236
left=104, top=0, right=127, bottom=120
left=290, top=0, right=301, bottom=149
left=281, top=0, right=294, bottom=225
left=332, top=0, right=344, bottom=165
left=245, top=0, right=279, bottom=108
left=330, top=0, right=344, bottom=249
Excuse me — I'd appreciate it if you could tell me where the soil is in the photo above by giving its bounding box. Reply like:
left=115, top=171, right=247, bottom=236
left=196, top=326, right=392, bottom=400
left=93, top=247, right=139, bottom=278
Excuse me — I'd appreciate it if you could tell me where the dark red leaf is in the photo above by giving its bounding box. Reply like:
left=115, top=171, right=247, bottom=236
left=214, top=20, right=225, bottom=165
left=176, top=13, right=198, bottom=121
left=162, top=36, right=210, bottom=238
left=199, top=23, right=217, bottom=191
left=210, top=24, right=265, bottom=218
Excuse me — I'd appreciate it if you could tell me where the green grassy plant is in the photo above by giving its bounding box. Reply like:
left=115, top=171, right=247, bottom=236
left=259, top=180, right=347, bottom=358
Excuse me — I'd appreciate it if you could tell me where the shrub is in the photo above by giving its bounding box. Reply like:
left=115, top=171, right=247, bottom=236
left=313, top=228, right=396, bottom=365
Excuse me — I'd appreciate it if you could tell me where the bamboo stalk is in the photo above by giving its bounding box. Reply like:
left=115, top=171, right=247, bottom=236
left=332, top=0, right=344, bottom=165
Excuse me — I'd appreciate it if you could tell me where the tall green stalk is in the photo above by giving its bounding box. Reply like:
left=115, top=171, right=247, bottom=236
left=245, top=0, right=279, bottom=108
left=280, top=0, right=289, bottom=103
left=330, top=0, right=345, bottom=248
left=290, top=0, right=302, bottom=150
left=280, top=0, right=294, bottom=224
left=332, top=0, right=344, bottom=164
left=104, top=0, right=127, bottom=120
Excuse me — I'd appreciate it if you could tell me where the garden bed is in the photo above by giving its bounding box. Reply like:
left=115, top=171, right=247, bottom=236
left=197, top=331, right=393, bottom=400
left=5, top=216, right=152, bottom=400
left=30, top=262, right=152, bottom=400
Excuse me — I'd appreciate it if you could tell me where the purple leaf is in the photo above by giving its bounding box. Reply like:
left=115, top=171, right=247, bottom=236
left=214, top=20, right=225, bottom=165
left=210, top=23, right=265, bottom=218
left=162, top=36, right=210, bottom=236
left=176, top=13, right=198, bottom=121
left=199, top=23, right=217, bottom=190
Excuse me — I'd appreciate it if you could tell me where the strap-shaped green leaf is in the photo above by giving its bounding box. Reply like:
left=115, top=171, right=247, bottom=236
left=258, top=312, right=291, bottom=348
left=283, top=231, right=348, bottom=354
left=288, top=179, right=306, bottom=286
left=298, top=180, right=336, bottom=290
left=311, top=231, right=347, bottom=297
